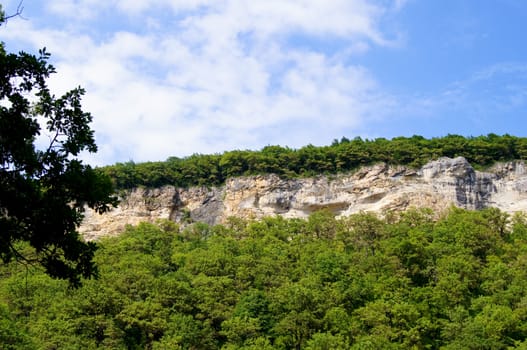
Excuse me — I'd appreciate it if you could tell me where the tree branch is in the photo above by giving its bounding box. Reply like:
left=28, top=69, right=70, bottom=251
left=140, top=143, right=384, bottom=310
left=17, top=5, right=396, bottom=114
left=8, top=241, right=38, bottom=266
left=3, top=1, right=25, bottom=22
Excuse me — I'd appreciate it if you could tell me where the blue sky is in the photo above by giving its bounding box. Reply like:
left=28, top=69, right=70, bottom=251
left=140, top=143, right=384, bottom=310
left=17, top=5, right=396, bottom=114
left=1, top=0, right=526, bottom=165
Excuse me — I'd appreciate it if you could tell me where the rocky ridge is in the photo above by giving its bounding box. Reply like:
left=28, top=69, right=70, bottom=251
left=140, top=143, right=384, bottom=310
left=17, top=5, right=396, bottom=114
left=80, top=157, right=527, bottom=240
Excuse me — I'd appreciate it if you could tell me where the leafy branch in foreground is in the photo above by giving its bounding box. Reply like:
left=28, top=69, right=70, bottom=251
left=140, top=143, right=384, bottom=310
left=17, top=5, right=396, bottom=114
left=0, top=10, right=117, bottom=286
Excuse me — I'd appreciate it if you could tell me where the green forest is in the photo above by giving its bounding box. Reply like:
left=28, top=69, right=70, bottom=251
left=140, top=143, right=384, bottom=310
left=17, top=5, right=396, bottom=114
left=100, top=134, right=527, bottom=189
left=2, top=208, right=527, bottom=349
left=4, top=3, right=527, bottom=349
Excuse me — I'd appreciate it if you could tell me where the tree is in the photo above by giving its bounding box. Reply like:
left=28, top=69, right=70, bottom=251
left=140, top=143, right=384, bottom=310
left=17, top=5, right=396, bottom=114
left=0, top=6, right=117, bottom=285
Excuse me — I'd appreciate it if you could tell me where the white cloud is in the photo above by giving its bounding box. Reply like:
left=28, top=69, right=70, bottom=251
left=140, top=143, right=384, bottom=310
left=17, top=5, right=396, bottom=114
left=45, top=0, right=103, bottom=20
left=1, top=0, right=406, bottom=165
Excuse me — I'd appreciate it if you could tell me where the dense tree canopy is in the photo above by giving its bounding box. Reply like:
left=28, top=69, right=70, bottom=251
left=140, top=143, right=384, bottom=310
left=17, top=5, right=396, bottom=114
left=0, top=7, right=117, bottom=285
left=102, top=134, right=527, bottom=189
left=1, top=208, right=527, bottom=348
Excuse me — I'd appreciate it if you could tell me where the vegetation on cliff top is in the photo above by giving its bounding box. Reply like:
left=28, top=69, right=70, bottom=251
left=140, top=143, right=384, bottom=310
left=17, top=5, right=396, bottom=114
left=2, top=208, right=527, bottom=348
left=101, top=134, right=527, bottom=189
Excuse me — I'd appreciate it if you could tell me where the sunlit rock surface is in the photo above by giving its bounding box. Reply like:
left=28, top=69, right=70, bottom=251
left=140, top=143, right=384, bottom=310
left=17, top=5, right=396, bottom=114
left=80, top=157, right=527, bottom=240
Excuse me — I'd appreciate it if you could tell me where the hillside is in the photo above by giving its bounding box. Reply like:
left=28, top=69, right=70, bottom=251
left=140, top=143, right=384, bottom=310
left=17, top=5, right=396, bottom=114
left=82, top=155, right=527, bottom=239
left=4, top=135, right=527, bottom=348
left=4, top=208, right=527, bottom=348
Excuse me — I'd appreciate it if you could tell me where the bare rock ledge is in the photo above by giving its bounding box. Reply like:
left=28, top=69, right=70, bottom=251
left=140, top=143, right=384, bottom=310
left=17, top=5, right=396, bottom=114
left=80, top=157, right=527, bottom=240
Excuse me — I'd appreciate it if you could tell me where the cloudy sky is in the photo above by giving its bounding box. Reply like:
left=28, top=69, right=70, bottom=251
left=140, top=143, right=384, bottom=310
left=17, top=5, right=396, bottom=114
left=1, top=0, right=527, bottom=165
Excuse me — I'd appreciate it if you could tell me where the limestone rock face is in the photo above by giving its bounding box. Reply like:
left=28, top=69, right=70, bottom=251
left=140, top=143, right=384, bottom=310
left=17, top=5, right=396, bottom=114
left=80, top=157, right=527, bottom=239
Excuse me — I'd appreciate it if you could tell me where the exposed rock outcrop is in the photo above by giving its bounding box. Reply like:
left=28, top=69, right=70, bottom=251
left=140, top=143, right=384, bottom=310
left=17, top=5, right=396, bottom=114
left=80, top=157, right=527, bottom=240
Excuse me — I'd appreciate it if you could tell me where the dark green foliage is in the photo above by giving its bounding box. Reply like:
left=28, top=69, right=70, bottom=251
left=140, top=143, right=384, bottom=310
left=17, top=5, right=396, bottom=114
left=102, top=134, right=527, bottom=189
left=1, top=208, right=527, bottom=348
left=0, top=14, right=117, bottom=285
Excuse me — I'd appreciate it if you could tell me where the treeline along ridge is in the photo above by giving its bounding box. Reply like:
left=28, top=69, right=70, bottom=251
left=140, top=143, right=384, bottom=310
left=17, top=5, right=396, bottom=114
left=101, top=134, right=527, bottom=189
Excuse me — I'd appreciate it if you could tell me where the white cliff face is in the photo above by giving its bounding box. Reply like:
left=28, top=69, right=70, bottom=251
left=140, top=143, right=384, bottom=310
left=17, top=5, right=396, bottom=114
left=80, top=157, right=527, bottom=239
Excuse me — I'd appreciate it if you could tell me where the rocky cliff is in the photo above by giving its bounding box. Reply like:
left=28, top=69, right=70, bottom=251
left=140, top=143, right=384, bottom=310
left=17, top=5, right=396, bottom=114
left=80, top=157, right=527, bottom=240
